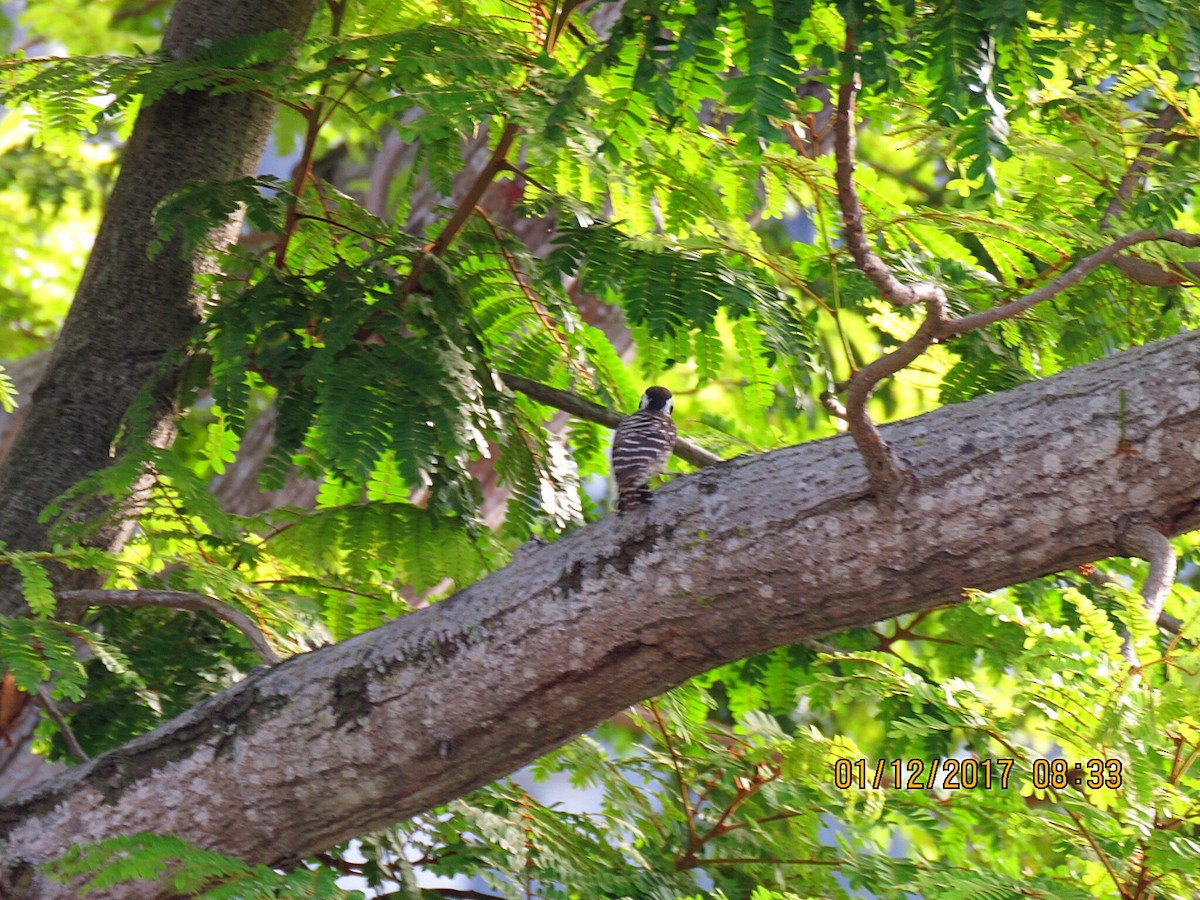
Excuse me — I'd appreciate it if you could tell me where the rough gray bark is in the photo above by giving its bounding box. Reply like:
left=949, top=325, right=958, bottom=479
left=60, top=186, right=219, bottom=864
left=0, top=0, right=319, bottom=616
left=1, top=328, right=1198, bottom=898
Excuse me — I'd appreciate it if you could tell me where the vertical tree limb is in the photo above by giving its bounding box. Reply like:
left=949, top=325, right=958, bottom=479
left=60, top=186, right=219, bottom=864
left=831, top=76, right=945, bottom=309
left=0, top=0, right=320, bottom=617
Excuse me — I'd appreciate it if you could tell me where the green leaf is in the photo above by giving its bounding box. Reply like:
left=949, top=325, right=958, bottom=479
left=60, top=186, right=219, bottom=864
left=11, top=556, right=57, bottom=617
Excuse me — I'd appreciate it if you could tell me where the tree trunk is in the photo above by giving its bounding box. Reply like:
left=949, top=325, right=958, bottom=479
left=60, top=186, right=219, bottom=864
left=0, top=0, right=319, bottom=616
left=1, top=328, right=1197, bottom=898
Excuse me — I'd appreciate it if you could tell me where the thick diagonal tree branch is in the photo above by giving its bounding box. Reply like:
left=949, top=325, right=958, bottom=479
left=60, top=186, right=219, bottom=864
left=2, top=328, right=1199, bottom=898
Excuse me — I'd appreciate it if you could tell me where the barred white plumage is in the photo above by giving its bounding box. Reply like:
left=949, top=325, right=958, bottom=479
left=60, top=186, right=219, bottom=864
left=611, top=386, right=676, bottom=511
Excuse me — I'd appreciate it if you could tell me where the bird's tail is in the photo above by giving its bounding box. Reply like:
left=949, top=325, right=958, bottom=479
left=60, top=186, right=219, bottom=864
left=617, top=484, right=653, bottom=511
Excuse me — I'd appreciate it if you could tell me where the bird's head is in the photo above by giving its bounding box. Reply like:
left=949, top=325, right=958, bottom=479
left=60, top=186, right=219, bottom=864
left=639, top=385, right=674, bottom=415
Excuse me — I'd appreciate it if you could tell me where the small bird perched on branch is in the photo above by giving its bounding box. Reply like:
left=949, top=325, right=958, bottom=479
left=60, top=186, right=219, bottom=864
left=611, top=386, right=676, bottom=511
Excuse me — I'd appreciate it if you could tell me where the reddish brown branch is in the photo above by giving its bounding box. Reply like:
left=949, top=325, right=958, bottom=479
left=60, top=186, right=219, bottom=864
left=832, top=77, right=944, bottom=309
left=476, top=208, right=592, bottom=384
left=684, top=764, right=780, bottom=864
left=273, top=108, right=323, bottom=270
left=402, top=122, right=522, bottom=294
left=833, top=59, right=946, bottom=495
left=431, top=123, right=520, bottom=256
left=647, top=700, right=698, bottom=850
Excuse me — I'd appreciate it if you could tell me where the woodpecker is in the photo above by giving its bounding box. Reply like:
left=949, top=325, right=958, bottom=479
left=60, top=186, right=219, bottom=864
left=611, top=386, right=676, bottom=511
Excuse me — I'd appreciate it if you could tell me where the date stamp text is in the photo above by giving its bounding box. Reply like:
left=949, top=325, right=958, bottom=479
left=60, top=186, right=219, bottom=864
left=832, top=757, right=1123, bottom=791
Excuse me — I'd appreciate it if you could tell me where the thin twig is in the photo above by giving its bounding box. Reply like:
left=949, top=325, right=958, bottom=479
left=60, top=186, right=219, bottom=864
left=818, top=389, right=847, bottom=420
left=688, top=764, right=780, bottom=857
left=1098, top=105, right=1200, bottom=286
left=1101, top=107, right=1183, bottom=229
left=274, top=106, right=325, bottom=269
left=1062, top=803, right=1132, bottom=900
left=800, top=637, right=848, bottom=656
left=831, top=225, right=1200, bottom=494
left=647, top=700, right=698, bottom=849
left=396, top=0, right=581, bottom=291
left=294, top=213, right=388, bottom=245
left=678, top=855, right=845, bottom=869
left=500, top=372, right=723, bottom=468
left=943, top=229, right=1200, bottom=337
left=58, top=589, right=281, bottom=664
left=271, top=0, right=348, bottom=270
left=476, top=208, right=592, bottom=384
left=34, top=684, right=88, bottom=763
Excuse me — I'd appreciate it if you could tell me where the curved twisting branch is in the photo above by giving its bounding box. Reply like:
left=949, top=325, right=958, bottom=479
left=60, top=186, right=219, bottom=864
left=1119, top=523, right=1177, bottom=628
left=832, top=77, right=946, bottom=309
left=57, top=589, right=281, bottom=665
left=833, top=69, right=946, bottom=495
left=1097, top=523, right=1180, bottom=666
left=843, top=294, right=948, bottom=495
left=828, top=37, right=1200, bottom=498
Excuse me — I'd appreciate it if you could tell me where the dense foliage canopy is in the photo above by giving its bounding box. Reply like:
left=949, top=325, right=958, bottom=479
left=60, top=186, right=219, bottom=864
left=2, top=0, right=1200, bottom=896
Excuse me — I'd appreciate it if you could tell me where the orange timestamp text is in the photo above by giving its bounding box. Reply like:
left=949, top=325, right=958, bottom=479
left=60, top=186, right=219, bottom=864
left=832, top=757, right=1123, bottom=791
